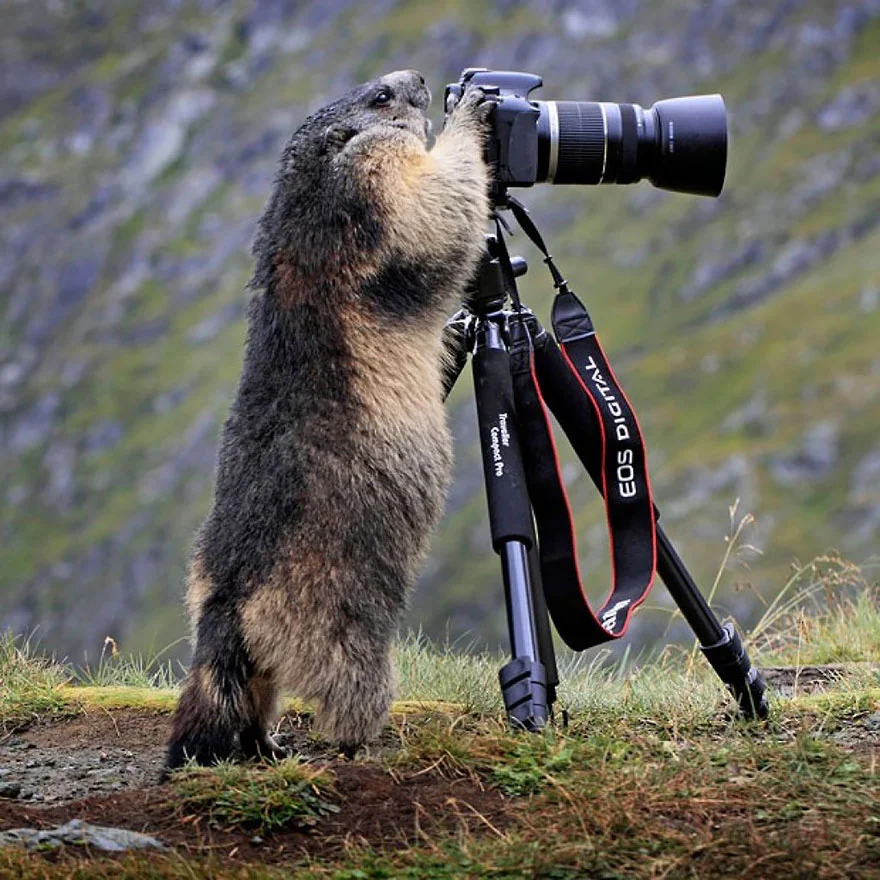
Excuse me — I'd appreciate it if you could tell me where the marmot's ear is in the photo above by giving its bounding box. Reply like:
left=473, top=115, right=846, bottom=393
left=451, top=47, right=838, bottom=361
left=323, top=124, right=356, bottom=152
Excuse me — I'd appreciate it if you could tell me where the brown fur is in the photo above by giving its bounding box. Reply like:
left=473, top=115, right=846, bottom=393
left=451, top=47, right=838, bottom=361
left=166, top=71, right=490, bottom=769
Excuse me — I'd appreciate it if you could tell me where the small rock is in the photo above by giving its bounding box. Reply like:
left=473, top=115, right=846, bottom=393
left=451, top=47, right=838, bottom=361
left=0, top=819, right=166, bottom=852
left=864, top=712, right=880, bottom=732
left=0, top=783, right=21, bottom=799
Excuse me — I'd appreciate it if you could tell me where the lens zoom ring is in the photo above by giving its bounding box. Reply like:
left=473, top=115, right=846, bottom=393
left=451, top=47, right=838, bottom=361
left=554, top=102, right=605, bottom=185
left=618, top=103, right=639, bottom=183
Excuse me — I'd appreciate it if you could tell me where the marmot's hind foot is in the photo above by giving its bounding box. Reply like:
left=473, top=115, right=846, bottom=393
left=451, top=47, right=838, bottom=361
left=165, top=724, right=237, bottom=772
left=240, top=729, right=290, bottom=763
left=165, top=656, right=249, bottom=771
left=338, top=742, right=361, bottom=760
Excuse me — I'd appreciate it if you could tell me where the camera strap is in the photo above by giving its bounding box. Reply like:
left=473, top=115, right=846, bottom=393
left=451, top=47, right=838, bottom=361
left=503, top=199, right=657, bottom=650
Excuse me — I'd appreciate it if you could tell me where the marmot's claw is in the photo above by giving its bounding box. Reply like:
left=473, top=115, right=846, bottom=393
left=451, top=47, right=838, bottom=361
left=448, top=86, right=498, bottom=130
left=240, top=730, right=291, bottom=763
left=265, top=732, right=292, bottom=761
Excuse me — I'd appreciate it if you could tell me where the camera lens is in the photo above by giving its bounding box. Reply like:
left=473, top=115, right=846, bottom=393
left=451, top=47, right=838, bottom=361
left=535, top=95, right=727, bottom=197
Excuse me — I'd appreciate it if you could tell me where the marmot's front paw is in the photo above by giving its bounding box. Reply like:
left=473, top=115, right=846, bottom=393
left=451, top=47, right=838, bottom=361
left=445, top=86, right=498, bottom=133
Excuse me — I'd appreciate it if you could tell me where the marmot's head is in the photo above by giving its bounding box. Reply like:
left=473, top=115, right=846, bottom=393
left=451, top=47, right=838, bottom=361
left=251, top=70, right=432, bottom=289
left=282, top=69, right=431, bottom=168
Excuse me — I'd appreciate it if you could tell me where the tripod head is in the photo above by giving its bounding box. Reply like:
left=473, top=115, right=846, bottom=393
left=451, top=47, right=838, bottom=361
left=464, top=234, right=528, bottom=317
left=441, top=234, right=529, bottom=401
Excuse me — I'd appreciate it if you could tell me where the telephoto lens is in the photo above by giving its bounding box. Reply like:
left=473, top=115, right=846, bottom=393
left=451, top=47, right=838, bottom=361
left=535, top=95, right=727, bottom=196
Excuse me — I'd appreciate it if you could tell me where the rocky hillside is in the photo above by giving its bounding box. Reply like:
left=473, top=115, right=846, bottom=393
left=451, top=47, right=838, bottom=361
left=1, top=0, right=878, bottom=661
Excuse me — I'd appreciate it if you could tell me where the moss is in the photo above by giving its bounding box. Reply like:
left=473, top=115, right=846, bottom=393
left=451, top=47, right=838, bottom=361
left=59, top=685, right=178, bottom=711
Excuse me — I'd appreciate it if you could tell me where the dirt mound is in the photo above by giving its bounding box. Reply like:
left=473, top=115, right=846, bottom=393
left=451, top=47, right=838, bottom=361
left=0, top=709, right=507, bottom=864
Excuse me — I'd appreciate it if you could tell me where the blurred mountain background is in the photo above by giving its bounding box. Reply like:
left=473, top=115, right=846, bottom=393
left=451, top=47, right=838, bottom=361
left=1, top=0, right=878, bottom=664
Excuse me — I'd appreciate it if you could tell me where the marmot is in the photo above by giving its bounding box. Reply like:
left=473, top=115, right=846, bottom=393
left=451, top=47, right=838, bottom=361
left=165, top=70, right=491, bottom=768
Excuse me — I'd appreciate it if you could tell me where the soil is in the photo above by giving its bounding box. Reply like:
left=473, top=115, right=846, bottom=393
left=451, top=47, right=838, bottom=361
left=0, top=667, right=876, bottom=867
left=760, top=663, right=878, bottom=697
left=0, top=710, right=167, bottom=805
left=0, top=708, right=508, bottom=864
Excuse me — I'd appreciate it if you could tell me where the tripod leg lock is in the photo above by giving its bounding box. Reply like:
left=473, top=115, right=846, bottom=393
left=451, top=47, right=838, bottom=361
left=499, top=657, right=549, bottom=732
left=700, top=622, right=769, bottom=720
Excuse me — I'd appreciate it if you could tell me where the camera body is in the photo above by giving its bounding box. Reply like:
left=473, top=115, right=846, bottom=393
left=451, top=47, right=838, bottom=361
left=445, top=68, right=728, bottom=197
left=446, top=69, right=545, bottom=187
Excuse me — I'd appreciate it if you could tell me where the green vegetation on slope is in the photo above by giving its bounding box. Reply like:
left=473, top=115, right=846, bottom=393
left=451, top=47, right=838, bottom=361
left=0, top=0, right=878, bottom=662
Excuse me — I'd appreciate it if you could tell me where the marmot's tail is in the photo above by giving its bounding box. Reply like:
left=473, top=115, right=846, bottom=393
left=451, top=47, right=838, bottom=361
left=164, top=668, right=238, bottom=770
left=164, top=603, right=254, bottom=771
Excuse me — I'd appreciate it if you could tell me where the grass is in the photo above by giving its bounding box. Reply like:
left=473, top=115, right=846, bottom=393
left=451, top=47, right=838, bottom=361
left=77, top=636, right=182, bottom=690
left=750, top=556, right=880, bottom=665
left=0, top=632, right=71, bottom=735
left=2, top=553, right=877, bottom=726
left=372, top=724, right=878, bottom=879
left=170, top=759, right=339, bottom=835
left=0, top=566, right=877, bottom=877
left=395, top=631, right=505, bottom=715
left=0, top=855, right=288, bottom=879
left=3, top=693, right=877, bottom=878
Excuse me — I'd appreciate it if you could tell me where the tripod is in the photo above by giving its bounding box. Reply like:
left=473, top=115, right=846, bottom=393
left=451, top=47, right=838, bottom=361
left=442, top=213, right=768, bottom=731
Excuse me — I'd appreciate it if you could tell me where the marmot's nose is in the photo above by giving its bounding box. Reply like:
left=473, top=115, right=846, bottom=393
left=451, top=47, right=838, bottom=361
left=399, top=69, right=426, bottom=87
left=387, top=69, right=430, bottom=109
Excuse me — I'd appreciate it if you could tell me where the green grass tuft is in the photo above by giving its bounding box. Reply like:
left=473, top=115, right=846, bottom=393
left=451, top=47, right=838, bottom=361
left=0, top=632, right=72, bottom=734
left=488, top=738, right=574, bottom=796
left=170, top=759, right=339, bottom=834
left=752, top=556, right=880, bottom=665
left=0, top=853, right=286, bottom=880
left=77, top=635, right=183, bottom=689
left=394, top=632, right=505, bottom=714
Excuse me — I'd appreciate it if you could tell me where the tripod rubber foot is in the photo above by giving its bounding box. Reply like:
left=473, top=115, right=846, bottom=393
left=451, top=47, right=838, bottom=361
left=700, top=622, right=769, bottom=720
left=499, top=657, right=548, bottom=732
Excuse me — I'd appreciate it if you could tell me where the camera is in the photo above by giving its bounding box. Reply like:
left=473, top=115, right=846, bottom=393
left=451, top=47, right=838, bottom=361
left=445, top=68, right=728, bottom=197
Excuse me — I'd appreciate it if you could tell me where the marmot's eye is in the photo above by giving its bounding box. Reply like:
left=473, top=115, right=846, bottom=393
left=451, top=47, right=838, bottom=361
left=373, top=89, right=392, bottom=106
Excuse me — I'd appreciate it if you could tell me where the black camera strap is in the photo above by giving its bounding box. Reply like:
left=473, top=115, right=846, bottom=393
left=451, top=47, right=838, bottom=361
left=503, top=199, right=657, bottom=650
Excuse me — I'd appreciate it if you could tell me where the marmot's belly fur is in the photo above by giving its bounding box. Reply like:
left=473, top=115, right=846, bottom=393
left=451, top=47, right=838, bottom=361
left=166, top=70, right=489, bottom=768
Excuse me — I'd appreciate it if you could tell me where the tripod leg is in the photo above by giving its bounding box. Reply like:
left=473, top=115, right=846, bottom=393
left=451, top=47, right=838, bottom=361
left=497, top=542, right=548, bottom=730
left=472, top=317, right=548, bottom=732
left=514, top=312, right=766, bottom=718
left=527, top=529, right=558, bottom=710
left=657, top=526, right=768, bottom=719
